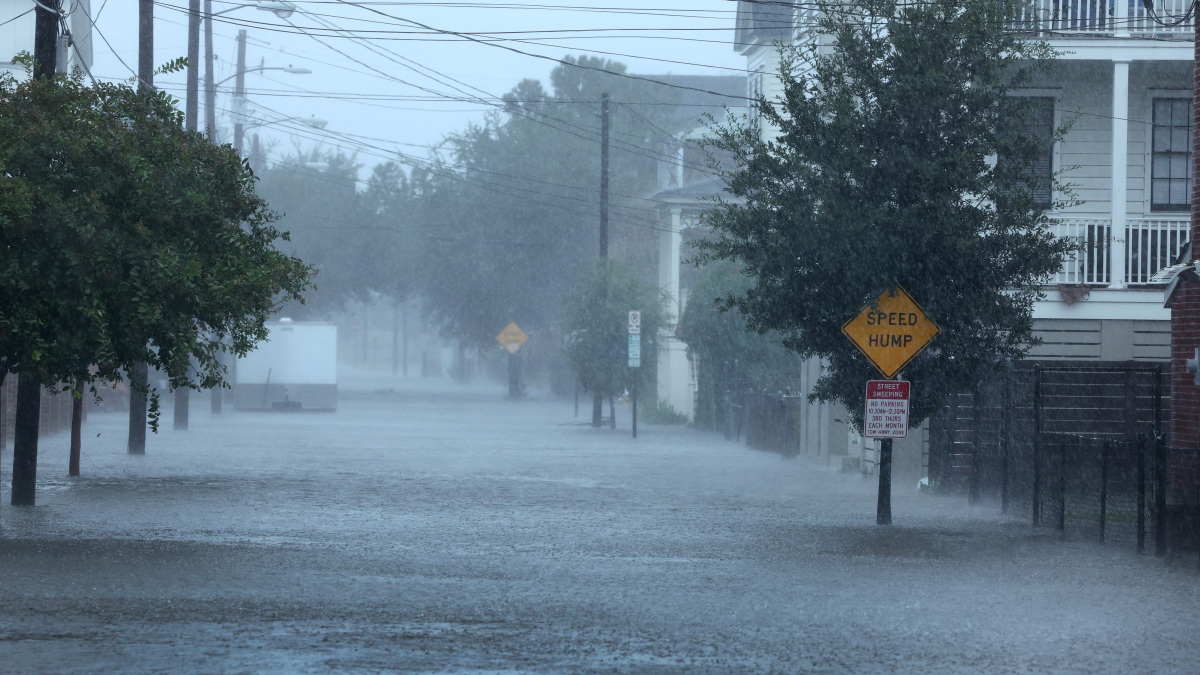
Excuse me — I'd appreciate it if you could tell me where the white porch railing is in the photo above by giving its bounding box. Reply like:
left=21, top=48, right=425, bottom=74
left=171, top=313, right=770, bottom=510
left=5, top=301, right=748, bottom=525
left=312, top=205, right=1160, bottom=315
left=1009, top=0, right=1194, bottom=38
left=1051, top=218, right=1110, bottom=285
left=1126, top=218, right=1189, bottom=284
left=1049, top=217, right=1189, bottom=286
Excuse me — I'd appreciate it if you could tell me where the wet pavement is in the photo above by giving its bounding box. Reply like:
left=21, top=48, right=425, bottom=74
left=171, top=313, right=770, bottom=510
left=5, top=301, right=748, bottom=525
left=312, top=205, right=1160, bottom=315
left=1, top=371, right=1198, bottom=673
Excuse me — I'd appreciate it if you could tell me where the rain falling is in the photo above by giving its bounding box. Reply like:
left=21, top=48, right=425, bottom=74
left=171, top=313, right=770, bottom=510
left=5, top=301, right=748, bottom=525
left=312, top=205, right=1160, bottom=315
left=0, top=0, right=1199, bottom=672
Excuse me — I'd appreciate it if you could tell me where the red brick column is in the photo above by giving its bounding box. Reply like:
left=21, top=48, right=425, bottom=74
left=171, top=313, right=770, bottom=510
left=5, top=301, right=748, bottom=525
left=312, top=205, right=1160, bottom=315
left=1170, top=284, right=1200, bottom=447
left=1169, top=22, right=1200, bottom=449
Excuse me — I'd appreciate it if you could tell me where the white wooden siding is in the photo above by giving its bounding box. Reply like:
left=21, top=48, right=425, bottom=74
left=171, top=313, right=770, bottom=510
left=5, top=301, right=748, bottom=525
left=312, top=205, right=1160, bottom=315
left=1028, top=319, right=1103, bottom=359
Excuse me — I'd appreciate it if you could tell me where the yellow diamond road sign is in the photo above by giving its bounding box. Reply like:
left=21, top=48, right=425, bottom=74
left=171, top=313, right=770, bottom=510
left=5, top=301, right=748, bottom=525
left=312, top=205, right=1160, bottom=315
left=841, top=287, right=939, bottom=379
left=496, top=322, right=528, bottom=355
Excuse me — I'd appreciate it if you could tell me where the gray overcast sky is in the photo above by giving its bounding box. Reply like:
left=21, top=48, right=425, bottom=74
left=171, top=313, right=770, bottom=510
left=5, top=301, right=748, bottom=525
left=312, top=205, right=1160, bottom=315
left=86, top=1, right=746, bottom=178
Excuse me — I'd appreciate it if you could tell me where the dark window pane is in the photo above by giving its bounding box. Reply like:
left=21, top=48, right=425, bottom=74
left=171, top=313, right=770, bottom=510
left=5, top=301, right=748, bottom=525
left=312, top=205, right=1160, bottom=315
left=997, top=97, right=1054, bottom=209
left=1152, top=97, right=1192, bottom=211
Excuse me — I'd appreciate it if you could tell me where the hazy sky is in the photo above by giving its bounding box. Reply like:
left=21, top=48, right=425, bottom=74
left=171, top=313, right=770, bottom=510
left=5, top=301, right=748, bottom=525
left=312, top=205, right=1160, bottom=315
left=82, top=1, right=747, bottom=178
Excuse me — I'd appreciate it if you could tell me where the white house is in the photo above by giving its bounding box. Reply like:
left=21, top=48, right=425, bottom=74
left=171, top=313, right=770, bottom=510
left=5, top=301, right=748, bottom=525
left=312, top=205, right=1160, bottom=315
left=654, top=1, right=1189, bottom=483
left=0, top=1, right=92, bottom=77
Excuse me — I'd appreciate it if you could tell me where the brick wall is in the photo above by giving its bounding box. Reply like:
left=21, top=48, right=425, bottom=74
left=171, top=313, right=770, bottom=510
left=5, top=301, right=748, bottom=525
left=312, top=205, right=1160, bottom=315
left=1176, top=30, right=1200, bottom=449
left=1169, top=282, right=1200, bottom=447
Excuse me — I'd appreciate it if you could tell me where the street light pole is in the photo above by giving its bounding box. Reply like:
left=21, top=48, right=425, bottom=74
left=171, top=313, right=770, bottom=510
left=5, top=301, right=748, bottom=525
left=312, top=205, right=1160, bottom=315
left=233, top=29, right=247, bottom=154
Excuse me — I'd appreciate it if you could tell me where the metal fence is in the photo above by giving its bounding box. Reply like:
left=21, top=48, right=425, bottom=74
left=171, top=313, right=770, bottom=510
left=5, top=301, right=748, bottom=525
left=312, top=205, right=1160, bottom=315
left=1033, top=433, right=1152, bottom=550
left=741, top=392, right=802, bottom=458
left=926, top=362, right=1190, bottom=555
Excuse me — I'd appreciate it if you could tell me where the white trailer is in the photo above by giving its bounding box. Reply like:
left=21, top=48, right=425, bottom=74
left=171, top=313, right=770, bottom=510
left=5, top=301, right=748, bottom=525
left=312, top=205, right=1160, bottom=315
left=235, top=319, right=337, bottom=411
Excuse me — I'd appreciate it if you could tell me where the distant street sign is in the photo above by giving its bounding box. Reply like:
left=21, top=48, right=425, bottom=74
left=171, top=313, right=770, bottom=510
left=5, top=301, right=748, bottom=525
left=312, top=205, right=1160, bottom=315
left=628, top=310, right=641, bottom=335
left=841, top=287, right=939, bottom=379
left=628, top=334, right=641, bottom=368
left=864, top=380, right=910, bottom=439
left=496, top=322, right=529, bottom=355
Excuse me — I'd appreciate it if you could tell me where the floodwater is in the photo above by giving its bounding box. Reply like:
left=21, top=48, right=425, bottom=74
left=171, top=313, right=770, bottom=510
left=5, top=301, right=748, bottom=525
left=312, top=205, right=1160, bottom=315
left=0, top=371, right=1197, bottom=673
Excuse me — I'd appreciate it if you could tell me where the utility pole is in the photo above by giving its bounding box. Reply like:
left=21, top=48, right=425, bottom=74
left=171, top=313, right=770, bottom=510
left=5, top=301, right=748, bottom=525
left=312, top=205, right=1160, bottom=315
left=599, top=93, right=610, bottom=259
left=13, top=0, right=60, bottom=505
left=129, top=0, right=154, bottom=455
left=186, top=0, right=199, bottom=132
left=233, top=29, right=247, bottom=154
left=204, top=0, right=223, bottom=414
left=33, top=0, right=56, bottom=79
left=204, top=0, right=217, bottom=140
left=592, top=93, right=611, bottom=428
left=139, top=0, right=153, bottom=91
left=172, top=0, right=200, bottom=432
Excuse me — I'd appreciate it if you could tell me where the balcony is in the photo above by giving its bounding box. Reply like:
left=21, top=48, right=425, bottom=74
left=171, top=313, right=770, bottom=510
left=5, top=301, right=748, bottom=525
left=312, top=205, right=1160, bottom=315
left=1009, top=0, right=1194, bottom=39
left=1051, top=217, right=1188, bottom=286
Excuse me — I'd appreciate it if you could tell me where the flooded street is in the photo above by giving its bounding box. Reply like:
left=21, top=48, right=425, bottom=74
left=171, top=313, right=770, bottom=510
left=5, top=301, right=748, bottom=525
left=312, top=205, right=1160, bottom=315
left=0, top=373, right=1196, bottom=673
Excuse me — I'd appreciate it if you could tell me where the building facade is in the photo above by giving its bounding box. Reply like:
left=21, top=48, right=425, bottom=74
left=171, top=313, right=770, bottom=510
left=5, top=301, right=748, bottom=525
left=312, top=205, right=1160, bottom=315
left=650, top=2, right=1195, bottom=483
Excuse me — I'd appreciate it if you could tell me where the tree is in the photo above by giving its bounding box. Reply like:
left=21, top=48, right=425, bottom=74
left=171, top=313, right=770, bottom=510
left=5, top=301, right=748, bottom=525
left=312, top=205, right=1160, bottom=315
left=258, top=150, right=428, bottom=313
left=0, top=67, right=312, bottom=492
left=562, top=260, right=666, bottom=427
left=413, top=57, right=675, bottom=382
left=698, top=0, right=1074, bottom=429
left=676, top=260, right=804, bottom=430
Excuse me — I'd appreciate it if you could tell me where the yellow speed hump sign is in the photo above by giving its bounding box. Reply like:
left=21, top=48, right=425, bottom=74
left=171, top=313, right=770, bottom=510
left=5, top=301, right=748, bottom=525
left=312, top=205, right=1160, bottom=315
left=841, top=287, right=939, bottom=379
left=496, top=322, right=529, bottom=355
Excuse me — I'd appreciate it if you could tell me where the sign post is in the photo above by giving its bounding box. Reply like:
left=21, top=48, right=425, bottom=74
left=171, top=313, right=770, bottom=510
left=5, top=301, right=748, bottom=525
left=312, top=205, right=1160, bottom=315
left=496, top=322, right=529, bottom=399
left=842, top=288, right=937, bottom=526
left=864, top=380, right=910, bottom=526
left=629, top=310, right=640, bottom=438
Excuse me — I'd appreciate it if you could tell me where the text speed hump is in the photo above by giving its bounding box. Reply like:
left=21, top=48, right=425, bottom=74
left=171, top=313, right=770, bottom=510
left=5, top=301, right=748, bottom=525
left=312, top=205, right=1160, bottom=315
left=842, top=287, right=939, bottom=379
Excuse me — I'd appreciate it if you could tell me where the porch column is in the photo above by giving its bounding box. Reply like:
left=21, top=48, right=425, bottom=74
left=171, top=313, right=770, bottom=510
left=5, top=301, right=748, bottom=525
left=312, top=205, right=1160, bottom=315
left=657, top=208, right=684, bottom=414
left=659, top=208, right=683, bottom=319
left=1109, top=59, right=1130, bottom=289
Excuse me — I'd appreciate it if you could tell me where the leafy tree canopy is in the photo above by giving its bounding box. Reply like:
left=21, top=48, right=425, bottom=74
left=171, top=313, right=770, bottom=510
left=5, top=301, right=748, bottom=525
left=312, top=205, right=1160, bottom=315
left=0, top=67, right=313, bottom=393
left=677, top=260, right=804, bottom=427
left=415, top=55, right=676, bottom=350
left=563, top=259, right=666, bottom=400
left=698, top=0, right=1074, bottom=428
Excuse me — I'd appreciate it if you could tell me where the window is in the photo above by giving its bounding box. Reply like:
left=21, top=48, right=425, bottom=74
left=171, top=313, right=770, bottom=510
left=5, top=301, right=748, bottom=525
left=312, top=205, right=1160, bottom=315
left=748, top=73, right=764, bottom=128
left=997, top=97, right=1055, bottom=210
left=1151, top=98, right=1191, bottom=212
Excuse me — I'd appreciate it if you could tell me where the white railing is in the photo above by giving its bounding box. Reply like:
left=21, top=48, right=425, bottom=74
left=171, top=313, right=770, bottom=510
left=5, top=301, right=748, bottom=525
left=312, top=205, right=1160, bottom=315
left=1126, top=218, right=1189, bottom=285
left=1048, top=217, right=1189, bottom=286
left=1010, top=0, right=1193, bottom=38
left=1051, top=217, right=1110, bottom=285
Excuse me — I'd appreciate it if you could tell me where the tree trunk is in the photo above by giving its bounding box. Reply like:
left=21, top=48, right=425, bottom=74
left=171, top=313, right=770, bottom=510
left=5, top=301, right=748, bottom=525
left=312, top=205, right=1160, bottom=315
left=174, top=386, right=189, bottom=431
left=12, top=373, right=41, bottom=505
left=128, top=362, right=147, bottom=455
left=592, top=393, right=602, bottom=428
left=211, top=350, right=223, bottom=415
left=69, top=379, right=83, bottom=476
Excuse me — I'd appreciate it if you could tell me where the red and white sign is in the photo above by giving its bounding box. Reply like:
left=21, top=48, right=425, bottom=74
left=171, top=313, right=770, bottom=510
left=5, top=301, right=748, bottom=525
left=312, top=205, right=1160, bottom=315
left=864, top=380, right=910, bottom=439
